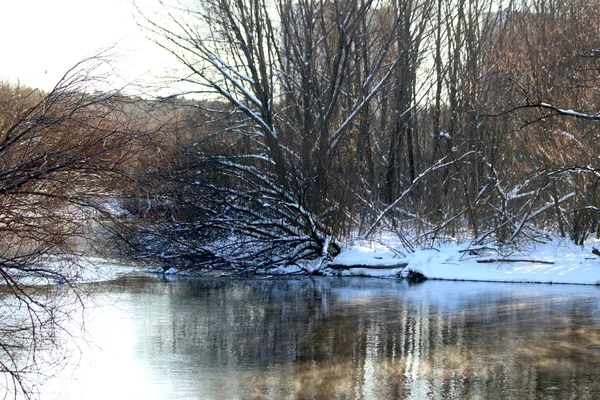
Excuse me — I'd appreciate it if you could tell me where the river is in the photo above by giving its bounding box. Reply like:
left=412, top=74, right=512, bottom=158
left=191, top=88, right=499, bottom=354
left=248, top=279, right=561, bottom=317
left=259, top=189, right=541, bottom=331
left=24, top=275, right=600, bottom=399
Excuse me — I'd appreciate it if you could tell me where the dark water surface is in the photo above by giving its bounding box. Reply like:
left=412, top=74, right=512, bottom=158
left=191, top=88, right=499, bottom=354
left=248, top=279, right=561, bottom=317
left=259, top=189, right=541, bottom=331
left=40, top=276, right=600, bottom=399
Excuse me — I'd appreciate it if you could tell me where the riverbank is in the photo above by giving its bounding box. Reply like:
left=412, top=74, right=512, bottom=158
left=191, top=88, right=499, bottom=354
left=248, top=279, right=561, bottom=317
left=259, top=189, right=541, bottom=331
left=148, top=236, right=600, bottom=285
left=320, top=237, right=600, bottom=285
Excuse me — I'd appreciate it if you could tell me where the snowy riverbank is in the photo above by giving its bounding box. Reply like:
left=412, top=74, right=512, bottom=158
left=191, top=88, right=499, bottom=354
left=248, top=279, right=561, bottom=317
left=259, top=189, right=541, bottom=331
left=326, top=238, right=600, bottom=285
left=8, top=256, right=138, bottom=286
left=146, top=236, right=600, bottom=286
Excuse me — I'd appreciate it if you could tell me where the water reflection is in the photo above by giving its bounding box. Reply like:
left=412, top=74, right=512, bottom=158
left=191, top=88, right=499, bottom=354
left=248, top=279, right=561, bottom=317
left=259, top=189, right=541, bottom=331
left=36, top=277, right=600, bottom=399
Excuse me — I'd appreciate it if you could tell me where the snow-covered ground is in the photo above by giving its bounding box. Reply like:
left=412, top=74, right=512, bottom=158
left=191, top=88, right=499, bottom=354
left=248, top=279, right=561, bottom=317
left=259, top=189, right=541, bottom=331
left=67, top=257, right=138, bottom=283
left=21, top=237, right=594, bottom=287
left=329, top=237, right=600, bottom=285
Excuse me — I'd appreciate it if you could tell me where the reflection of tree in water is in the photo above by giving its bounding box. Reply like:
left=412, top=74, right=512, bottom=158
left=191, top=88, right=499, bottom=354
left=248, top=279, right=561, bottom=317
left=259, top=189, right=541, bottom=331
left=119, top=277, right=600, bottom=399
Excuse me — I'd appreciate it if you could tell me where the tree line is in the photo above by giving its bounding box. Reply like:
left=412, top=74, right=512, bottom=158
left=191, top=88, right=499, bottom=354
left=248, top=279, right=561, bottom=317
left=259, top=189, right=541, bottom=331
left=115, top=0, right=600, bottom=269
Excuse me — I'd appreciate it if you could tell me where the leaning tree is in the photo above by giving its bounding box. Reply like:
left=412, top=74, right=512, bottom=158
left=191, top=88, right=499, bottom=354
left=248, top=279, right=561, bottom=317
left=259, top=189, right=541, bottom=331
left=133, top=0, right=434, bottom=271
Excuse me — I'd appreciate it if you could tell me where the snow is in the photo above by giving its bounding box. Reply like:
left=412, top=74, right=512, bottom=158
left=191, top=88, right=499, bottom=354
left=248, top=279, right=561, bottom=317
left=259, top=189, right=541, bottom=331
left=559, top=130, right=577, bottom=142
left=13, top=240, right=598, bottom=288
left=139, top=233, right=600, bottom=287
left=335, top=241, right=401, bottom=264
left=540, top=102, right=600, bottom=120
left=328, top=237, right=600, bottom=285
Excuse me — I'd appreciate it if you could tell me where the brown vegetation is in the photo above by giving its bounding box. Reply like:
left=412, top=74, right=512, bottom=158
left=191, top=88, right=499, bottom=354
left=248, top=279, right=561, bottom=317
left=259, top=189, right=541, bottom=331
left=0, top=58, right=152, bottom=397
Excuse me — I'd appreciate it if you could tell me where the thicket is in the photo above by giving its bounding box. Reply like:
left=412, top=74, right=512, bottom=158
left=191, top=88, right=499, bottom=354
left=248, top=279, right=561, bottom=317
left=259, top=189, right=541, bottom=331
left=112, top=0, right=600, bottom=271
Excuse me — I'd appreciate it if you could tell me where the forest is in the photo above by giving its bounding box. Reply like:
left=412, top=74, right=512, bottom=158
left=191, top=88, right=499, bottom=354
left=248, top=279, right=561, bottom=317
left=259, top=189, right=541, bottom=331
left=2, top=0, right=600, bottom=276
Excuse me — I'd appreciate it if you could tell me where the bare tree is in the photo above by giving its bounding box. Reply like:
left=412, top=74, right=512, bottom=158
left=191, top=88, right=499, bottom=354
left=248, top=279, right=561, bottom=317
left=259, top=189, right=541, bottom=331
left=134, top=0, right=411, bottom=270
left=128, top=0, right=600, bottom=264
left=0, top=57, right=147, bottom=398
left=473, top=0, right=600, bottom=244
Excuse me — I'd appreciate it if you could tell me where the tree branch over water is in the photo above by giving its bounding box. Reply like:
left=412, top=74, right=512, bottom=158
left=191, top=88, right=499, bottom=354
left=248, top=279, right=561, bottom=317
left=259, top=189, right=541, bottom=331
left=0, top=54, right=149, bottom=398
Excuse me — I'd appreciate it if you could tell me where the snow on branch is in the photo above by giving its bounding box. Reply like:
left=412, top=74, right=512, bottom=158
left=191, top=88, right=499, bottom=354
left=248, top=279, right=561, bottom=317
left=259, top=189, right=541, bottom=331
left=487, top=103, right=600, bottom=121
left=509, top=192, right=575, bottom=242
left=362, top=150, right=476, bottom=238
left=538, top=103, right=600, bottom=120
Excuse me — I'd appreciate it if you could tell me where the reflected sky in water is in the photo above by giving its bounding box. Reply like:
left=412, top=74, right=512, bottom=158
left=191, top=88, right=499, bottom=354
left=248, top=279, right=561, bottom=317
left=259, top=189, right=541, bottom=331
left=32, top=276, right=600, bottom=399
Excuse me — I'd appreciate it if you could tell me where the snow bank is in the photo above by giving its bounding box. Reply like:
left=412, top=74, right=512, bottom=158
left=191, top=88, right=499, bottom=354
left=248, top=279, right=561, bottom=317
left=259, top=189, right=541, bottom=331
left=91, top=236, right=600, bottom=287
left=329, top=238, right=600, bottom=285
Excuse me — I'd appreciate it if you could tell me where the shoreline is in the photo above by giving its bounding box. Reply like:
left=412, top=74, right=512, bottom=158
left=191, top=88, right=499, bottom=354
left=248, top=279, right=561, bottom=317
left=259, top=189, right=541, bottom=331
left=146, top=237, right=600, bottom=286
left=318, top=238, right=600, bottom=285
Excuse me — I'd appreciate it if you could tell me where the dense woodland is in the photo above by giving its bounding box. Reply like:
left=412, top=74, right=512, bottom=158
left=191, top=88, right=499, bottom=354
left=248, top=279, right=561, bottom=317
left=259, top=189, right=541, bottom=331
left=2, top=0, right=600, bottom=273
left=112, top=0, right=600, bottom=270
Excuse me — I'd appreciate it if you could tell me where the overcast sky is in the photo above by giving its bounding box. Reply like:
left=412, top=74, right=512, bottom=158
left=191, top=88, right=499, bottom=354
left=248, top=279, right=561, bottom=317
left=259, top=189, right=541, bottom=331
left=0, top=0, right=171, bottom=92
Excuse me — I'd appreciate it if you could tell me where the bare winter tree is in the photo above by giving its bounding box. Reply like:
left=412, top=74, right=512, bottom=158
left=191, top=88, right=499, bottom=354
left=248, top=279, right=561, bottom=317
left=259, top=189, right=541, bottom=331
left=133, top=0, right=412, bottom=270
left=0, top=57, right=148, bottom=398
left=473, top=0, right=600, bottom=244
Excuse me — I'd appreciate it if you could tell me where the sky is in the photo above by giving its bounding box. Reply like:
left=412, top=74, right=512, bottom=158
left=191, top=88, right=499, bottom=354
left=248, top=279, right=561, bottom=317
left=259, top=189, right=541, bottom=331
left=0, top=0, right=172, bottom=93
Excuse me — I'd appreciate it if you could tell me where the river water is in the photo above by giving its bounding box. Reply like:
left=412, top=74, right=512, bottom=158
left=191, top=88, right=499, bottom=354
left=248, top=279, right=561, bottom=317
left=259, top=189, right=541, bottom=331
left=29, top=275, right=600, bottom=399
